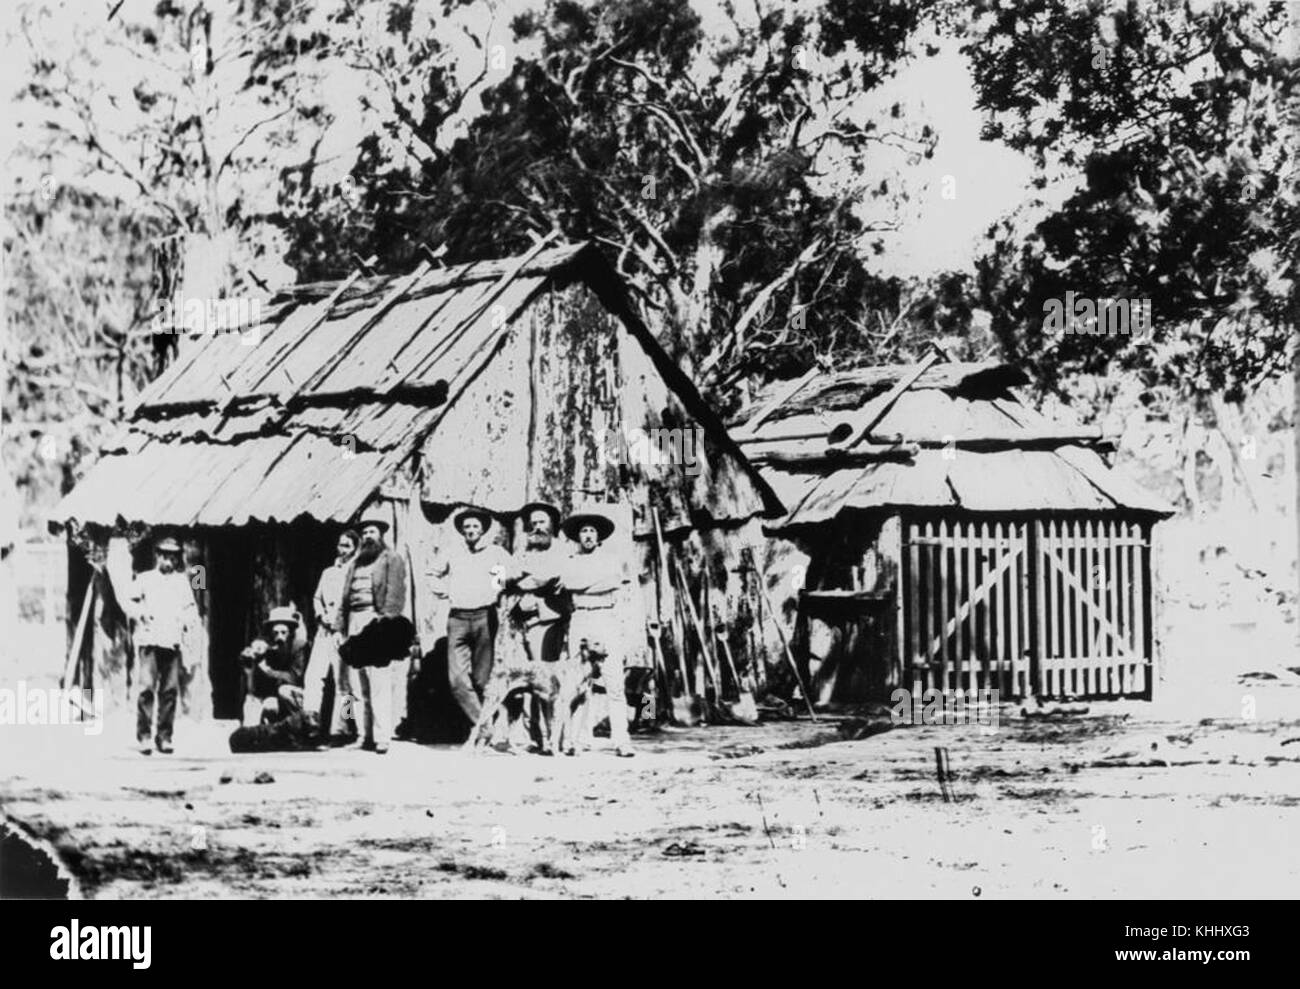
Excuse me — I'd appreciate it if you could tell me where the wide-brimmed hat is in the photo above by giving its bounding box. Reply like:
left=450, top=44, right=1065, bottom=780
left=453, top=507, right=493, bottom=534
left=155, top=536, right=182, bottom=554
left=519, top=501, right=562, bottom=531
left=561, top=509, right=615, bottom=543
left=354, top=513, right=390, bottom=534
left=262, top=606, right=300, bottom=632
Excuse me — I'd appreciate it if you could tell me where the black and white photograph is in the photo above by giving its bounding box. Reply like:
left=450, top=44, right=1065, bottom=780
left=0, top=0, right=1296, bottom=929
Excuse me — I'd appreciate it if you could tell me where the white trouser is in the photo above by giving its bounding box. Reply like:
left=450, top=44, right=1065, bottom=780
left=565, top=607, right=628, bottom=749
left=304, top=631, right=353, bottom=735
left=352, top=664, right=393, bottom=747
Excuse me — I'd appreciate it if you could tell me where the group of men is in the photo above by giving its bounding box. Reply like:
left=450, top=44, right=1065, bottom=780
left=128, top=502, right=638, bottom=758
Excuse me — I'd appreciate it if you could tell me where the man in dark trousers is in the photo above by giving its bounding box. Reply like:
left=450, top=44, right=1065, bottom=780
left=431, top=507, right=514, bottom=730
left=127, top=536, right=201, bottom=755
left=338, top=514, right=408, bottom=754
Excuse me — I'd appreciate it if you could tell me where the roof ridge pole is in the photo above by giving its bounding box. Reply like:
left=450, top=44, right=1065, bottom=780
left=291, top=258, right=435, bottom=404
left=732, top=365, right=822, bottom=441
left=827, top=342, right=945, bottom=453
left=380, top=230, right=559, bottom=396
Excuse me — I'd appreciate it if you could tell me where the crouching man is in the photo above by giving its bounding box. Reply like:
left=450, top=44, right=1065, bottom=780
left=241, top=606, right=307, bottom=724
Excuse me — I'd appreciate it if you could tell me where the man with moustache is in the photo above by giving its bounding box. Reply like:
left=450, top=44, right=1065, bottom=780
left=127, top=536, right=202, bottom=755
left=337, top=514, right=408, bottom=754
left=430, top=507, right=514, bottom=729
left=304, top=529, right=359, bottom=744
left=243, top=606, right=308, bottom=723
left=555, top=509, right=635, bottom=758
left=502, top=501, right=570, bottom=751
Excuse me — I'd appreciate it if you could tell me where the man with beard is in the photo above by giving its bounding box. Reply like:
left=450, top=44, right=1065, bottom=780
left=430, top=508, right=514, bottom=730
left=127, top=536, right=201, bottom=755
left=555, top=509, right=635, bottom=758
left=242, top=606, right=308, bottom=723
left=337, top=515, right=407, bottom=754
left=501, top=501, right=569, bottom=752
left=304, top=529, right=359, bottom=744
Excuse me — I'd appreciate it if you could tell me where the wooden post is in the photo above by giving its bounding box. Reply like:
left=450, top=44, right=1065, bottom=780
left=1007, top=521, right=1020, bottom=698
left=941, top=517, right=951, bottom=696
left=879, top=514, right=905, bottom=696
left=1033, top=519, right=1047, bottom=699
left=956, top=519, right=969, bottom=694
left=1147, top=521, right=1162, bottom=699
left=1105, top=519, right=1118, bottom=696
left=62, top=579, right=95, bottom=690
left=934, top=746, right=953, bottom=803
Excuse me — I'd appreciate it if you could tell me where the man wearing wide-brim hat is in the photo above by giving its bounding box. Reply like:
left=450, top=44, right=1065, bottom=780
left=429, top=505, right=515, bottom=730
left=554, top=506, right=635, bottom=757
left=242, top=605, right=308, bottom=724
left=338, top=511, right=408, bottom=754
left=498, top=500, right=570, bottom=751
left=125, top=535, right=201, bottom=755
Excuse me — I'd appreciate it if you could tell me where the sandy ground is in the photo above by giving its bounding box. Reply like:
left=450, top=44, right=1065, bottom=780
left=4, top=656, right=1300, bottom=899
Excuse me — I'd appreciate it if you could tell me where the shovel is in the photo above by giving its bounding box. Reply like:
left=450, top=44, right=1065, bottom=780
left=674, top=557, right=726, bottom=720
left=651, top=509, right=704, bottom=726
left=755, top=579, right=819, bottom=722
left=650, top=619, right=699, bottom=727
left=713, top=612, right=759, bottom=724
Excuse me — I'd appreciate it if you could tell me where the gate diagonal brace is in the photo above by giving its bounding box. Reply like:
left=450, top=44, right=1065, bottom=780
left=1040, top=547, right=1136, bottom=663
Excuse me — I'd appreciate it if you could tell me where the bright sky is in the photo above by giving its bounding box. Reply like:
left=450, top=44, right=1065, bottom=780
left=861, top=40, right=1050, bottom=279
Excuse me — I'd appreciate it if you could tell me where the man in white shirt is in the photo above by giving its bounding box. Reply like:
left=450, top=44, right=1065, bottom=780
left=127, top=536, right=201, bottom=755
left=430, top=507, right=514, bottom=727
left=304, top=529, right=359, bottom=743
left=555, top=509, right=635, bottom=758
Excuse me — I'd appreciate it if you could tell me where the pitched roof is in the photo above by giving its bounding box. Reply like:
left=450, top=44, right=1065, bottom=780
left=734, top=361, right=1175, bottom=529
left=53, top=242, right=777, bottom=529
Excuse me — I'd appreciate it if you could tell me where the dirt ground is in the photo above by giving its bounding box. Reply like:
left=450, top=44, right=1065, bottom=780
left=4, top=647, right=1300, bottom=899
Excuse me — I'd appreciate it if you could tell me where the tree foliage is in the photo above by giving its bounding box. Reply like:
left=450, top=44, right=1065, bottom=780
left=962, top=0, right=1298, bottom=400
left=275, top=0, right=943, bottom=398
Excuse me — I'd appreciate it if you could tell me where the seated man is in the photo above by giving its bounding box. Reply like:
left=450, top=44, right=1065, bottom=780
left=241, top=606, right=308, bottom=725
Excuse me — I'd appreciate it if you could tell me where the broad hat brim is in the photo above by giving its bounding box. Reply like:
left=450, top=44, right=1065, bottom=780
left=263, top=606, right=300, bottom=631
left=561, top=513, right=615, bottom=542
left=355, top=517, right=391, bottom=533
left=519, top=501, right=562, bottom=528
left=453, top=508, right=492, bottom=533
